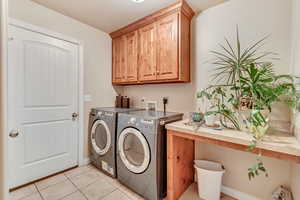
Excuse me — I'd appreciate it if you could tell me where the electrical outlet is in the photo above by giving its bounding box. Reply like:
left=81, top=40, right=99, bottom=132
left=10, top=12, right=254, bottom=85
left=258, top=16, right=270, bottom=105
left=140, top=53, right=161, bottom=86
left=141, top=97, right=146, bottom=109
left=163, top=97, right=168, bottom=104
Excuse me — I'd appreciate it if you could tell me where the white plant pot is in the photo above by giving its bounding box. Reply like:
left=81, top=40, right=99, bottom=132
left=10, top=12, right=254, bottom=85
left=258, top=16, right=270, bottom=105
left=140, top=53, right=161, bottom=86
left=205, top=115, right=216, bottom=126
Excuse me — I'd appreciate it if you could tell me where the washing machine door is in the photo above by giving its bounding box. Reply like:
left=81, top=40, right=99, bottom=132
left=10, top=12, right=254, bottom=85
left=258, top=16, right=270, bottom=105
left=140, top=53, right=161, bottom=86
left=91, top=120, right=111, bottom=156
left=118, top=127, right=150, bottom=174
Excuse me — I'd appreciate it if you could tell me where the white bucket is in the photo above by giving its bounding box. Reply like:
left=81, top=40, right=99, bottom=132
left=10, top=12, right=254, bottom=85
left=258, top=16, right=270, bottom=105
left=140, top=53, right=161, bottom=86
left=194, top=160, right=225, bottom=200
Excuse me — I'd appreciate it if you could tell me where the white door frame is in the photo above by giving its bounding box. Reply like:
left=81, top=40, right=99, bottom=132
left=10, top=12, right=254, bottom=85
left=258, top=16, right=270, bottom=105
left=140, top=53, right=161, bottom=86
left=7, top=18, right=86, bottom=166
left=1, top=0, right=9, bottom=199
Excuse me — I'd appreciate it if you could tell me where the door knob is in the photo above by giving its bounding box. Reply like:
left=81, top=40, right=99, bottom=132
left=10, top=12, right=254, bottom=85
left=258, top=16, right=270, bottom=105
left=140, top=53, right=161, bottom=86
left=9, top=129, right=19, bottom=138
left=72, top=113, right=79, bottom=121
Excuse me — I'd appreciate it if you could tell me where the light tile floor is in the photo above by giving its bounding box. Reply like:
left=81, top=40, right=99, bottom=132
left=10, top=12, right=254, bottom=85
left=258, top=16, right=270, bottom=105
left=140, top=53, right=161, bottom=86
left=10, top=164, right=235, bottom=200
left=10, top=165, right=143, bottom=200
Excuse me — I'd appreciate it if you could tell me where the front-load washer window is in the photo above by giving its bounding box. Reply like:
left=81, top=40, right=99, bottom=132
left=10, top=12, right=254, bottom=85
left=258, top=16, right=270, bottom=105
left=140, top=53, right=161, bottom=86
left=91, top=120, right=111, bottom=156
left=118, top=128, right=150, bottom=174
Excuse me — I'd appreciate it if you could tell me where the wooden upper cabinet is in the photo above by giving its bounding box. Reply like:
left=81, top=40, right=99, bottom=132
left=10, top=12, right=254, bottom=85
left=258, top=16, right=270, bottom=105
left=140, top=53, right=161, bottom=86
left=138, top=23, right=157, bottom=82
left=112, top=36, right=126, bottom=84
left=156, top=14, right=178, bottom=80
left=124, top=31, right=138, bottom=82
left=110, top=1, right=194, bottom=85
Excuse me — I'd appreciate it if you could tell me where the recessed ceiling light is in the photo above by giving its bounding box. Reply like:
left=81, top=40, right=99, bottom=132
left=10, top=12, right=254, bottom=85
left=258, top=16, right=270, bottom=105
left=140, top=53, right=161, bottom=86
left=131, top=0, right=145, bottom=3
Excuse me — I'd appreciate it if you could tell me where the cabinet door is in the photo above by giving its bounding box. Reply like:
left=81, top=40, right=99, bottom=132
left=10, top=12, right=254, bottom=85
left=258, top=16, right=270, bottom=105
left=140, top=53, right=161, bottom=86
left=138, top=23, right=157, bottom=81
left=156, top=14, right=179, bottom=80
left=112, top=36, right=126, bottom=83
left=125, top=31, right=138, bottom=82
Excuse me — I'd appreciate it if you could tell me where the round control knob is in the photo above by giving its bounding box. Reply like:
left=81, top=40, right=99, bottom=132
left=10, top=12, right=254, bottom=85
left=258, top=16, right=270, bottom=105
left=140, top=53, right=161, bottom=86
left=129, top=117, right=136, bottom=124
left=97, top=112, right=103, bottom=117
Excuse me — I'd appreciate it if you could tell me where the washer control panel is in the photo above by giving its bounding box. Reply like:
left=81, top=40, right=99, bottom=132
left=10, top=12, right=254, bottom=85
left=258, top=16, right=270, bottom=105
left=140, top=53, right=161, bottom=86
left=96, top=111, right=103, bottom=117
left=141, top=119, right=154, bottom=130
left=104, top=112, right=113, bottom=117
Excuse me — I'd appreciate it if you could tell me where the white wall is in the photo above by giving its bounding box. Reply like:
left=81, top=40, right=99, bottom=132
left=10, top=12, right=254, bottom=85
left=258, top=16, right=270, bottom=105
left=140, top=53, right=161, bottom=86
left=291, top=0, right=300, bottom=142
left=8, top=0, right=122, bottom=158
left=290, top=0, right=300, bottom=199
left=194, top=0, right=292, bottom=124
left=124, top=0, right=294, bottom=199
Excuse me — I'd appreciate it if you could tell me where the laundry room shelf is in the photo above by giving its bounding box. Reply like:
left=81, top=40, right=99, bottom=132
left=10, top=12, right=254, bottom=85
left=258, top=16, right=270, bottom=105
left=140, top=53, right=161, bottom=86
left=166, top=120, right=300, bottom=162
left=165, top=120, right=300, bottom=200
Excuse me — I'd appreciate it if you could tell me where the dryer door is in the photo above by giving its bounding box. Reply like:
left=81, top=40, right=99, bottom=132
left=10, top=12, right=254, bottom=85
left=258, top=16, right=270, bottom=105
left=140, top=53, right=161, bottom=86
left=118, top=127, right=150, bottom=174
left=91, top=120, right=111, bottom=156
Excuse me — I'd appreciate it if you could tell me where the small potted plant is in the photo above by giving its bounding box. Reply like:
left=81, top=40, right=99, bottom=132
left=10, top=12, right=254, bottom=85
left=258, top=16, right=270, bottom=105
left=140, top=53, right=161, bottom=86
left=197, top=28, right=300, bottom=180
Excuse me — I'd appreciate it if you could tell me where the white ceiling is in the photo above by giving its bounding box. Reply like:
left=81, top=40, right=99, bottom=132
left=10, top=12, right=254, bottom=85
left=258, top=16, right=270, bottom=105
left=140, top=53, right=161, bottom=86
left=31, top=0, right=227, bottom=33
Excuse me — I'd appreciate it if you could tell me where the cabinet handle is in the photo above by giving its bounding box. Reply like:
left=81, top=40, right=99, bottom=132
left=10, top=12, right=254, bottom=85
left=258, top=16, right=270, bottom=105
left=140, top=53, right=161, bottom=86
left=157, top=71, right=160, bottom=75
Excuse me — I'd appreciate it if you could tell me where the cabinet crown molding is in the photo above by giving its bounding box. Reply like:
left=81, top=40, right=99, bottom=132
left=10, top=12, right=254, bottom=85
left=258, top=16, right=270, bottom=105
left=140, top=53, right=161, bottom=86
left=109, top=1, right=195, bottom=39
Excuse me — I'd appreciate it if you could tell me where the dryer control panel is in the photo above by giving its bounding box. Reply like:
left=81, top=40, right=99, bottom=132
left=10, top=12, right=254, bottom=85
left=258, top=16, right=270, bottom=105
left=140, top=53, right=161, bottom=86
left=140, top=119, right=154, bottom=130
left=141, top=119, right=154, bottom=125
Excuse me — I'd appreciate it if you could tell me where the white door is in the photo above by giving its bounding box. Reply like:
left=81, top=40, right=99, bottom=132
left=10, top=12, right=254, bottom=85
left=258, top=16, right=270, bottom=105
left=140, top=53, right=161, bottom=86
left=8, top=25, right=79, bottom=188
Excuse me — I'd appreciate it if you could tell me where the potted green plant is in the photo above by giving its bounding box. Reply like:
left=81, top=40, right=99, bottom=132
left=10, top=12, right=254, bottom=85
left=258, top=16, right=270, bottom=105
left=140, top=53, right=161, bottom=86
left=197, top=28, right=300, bottom=180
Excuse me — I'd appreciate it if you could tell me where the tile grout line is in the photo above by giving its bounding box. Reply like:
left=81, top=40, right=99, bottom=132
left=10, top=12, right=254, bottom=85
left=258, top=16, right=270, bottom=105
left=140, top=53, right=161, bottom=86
left=64, top=166, right=92, bottom=179
left=100, top=177, right=142, bottom=200
left=34, top=183, right=45, bottom=200
left=96, top=188, right=119, bottom=200
left=10, top=184, right=41, bottom=200
left=117, top=185, right=144, bottom=200
left=115, top=188, right=137, bottom=200
left=55, top=165, right=103, bottom=200
left=64, top=173, right=89, bottom=200
left=70, top=173, right=119, bottom=200
left=35, top=174, right=68, bottom=193
left=71, top=167, right=143, bottom=200
left=37, top=177, right=78, bottom=200
left=71, top=167, right=121, bottom=200
left=10, top=165, right=89, bottom=200
left=67, top=171, right=102, bottom=190
left=65, top=166, right=118, bottom=197
left=36, top=171, right=85, bottom=200
left=13, top=165, right=122, bottom=200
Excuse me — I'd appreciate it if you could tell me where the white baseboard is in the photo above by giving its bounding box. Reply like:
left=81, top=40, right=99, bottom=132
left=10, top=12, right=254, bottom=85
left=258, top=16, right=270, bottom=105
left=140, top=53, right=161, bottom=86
left=79, top=157, right=91, bottom=167
left=195, top=178, right=260, bottom=200
left=222, top=185, right=261, bottom=200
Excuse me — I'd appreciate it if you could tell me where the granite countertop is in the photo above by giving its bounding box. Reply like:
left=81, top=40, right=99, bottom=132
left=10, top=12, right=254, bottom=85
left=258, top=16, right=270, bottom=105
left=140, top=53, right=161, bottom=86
left=166, top=120, right=300, bottom=157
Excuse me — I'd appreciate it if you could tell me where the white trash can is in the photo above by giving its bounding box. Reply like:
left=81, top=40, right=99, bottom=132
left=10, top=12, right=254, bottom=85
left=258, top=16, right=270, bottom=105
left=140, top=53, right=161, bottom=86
left=194, top=160, right=225, bottom=200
